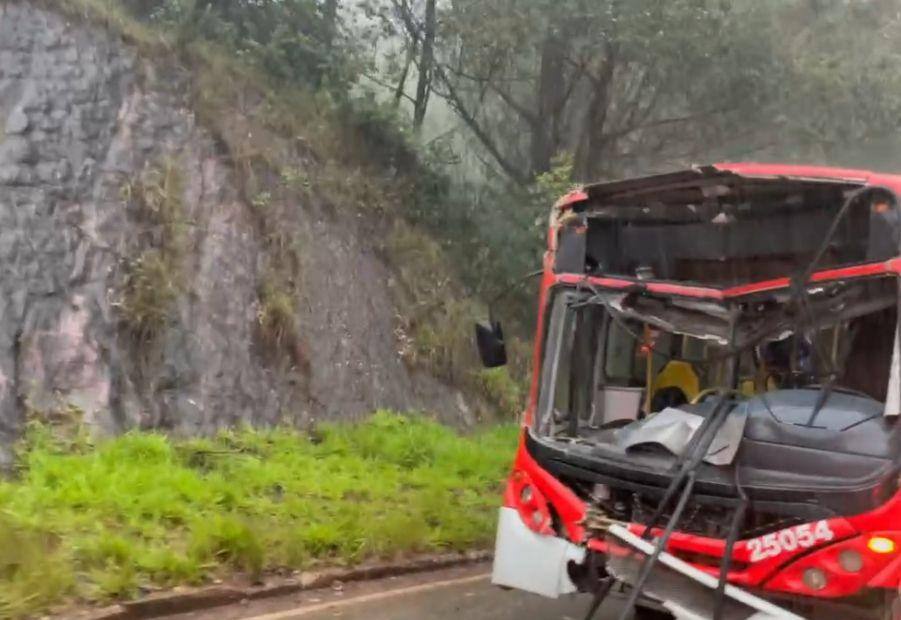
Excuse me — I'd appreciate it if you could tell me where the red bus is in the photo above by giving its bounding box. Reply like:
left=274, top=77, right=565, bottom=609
left=478, top=164, right=901, bottom=619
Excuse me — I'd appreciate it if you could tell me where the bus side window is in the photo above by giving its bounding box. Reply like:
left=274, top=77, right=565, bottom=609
left=605, top=319, right=638, bottom=386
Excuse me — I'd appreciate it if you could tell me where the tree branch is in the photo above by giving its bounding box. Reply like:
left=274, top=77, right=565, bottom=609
left=360, top=71, right=418, bottom=106
left=607, top=109, right=728, bottom=142
left=392, top=0, right=422, bottom=43
left=431, top=62, right=530, bottom=184
left=393, top=39, right=418, bottom=106
left=439, top=63, right=540, bottom=126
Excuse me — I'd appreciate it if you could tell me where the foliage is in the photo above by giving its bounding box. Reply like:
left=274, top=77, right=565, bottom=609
left=0, top=517, right=73, bottom=619
left=257, top=275, right=299, bottom=352
left=384, top=219, right=531, bottom=415
left=402, top=0, right=901, bottom=183
left=534, top=153, right=576, bottom=205
left=52, top=0, right=160, bottom=49
left=766, top=0, right=901, bottom=165
left=122, top=0, right=353, bottom=90
left=476, top=367, right=524, bottom=420
left=117, top=159, right=187, bottom=342
left=117, top=250, right=182, bottom=342
left=336, top=93, right=418, bottom=169
left=386, top=222, right=480, bottom=379
left=0, top=413, right=517, bottom=617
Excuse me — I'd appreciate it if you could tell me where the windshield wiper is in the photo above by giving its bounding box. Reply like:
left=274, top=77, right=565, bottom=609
left=805, top=377, right=835, bottom=427
left=791, top=188, right=867, bottom=426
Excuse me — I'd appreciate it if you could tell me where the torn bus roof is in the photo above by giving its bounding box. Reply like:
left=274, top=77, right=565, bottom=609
left=550, top=163, right=901, bottom=289
left=555, top=163, right=901, bottom=211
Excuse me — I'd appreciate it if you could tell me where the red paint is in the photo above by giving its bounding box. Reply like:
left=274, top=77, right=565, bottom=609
left=511, top=440, right=901, bottom=598
left=555, top=259, right=901, bottom=301
left=712, top=162, right=874, bottom=184
left=722, top=259, right=901, bottom=297
left=507, top=433, right=586, bottom=542
left=645, top=280, right=729, bottom=299
left=869, top=554, right=901, bottom=589
left=504, top=465, right=555, bottom=536
left=712, top=162, right=901, bottom=196
left=554, top=189, right=589, bottom=210
left=764, top=532, right=901, bottom=598
left=556, top=273, right=637, bottom=292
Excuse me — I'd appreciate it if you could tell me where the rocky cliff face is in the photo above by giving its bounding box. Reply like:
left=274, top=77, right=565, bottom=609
left=0, top=2, right=475, bottom=463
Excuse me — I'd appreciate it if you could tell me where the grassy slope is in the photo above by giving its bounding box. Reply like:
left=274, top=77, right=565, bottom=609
left=0, top=414, right=517, bottom=617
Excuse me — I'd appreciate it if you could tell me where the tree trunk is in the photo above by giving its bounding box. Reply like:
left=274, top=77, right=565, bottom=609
left=413, top=0, right=437, bottom=130
left=574, top=57, right=616, bottom=182
left=530, top=26, right=568, bottom=176
left=394, top=41, right=417, bottom=107
left=321, top=0, right=339, bottom=52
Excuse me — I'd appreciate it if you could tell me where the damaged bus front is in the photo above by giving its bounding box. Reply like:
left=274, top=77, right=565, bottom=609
left=479, top=164, right=901, bottom=619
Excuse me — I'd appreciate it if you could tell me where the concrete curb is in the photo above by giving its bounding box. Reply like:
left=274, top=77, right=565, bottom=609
left=78, top=550, right=493, bottom=620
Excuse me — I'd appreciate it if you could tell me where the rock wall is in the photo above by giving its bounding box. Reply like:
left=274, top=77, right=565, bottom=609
left=0, top=2, right=474, bottom=463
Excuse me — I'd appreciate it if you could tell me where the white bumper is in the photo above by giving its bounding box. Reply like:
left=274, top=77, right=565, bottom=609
left=491, top=506, right=586, bottom=598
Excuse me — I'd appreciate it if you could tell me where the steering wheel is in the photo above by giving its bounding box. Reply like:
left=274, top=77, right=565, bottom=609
left=690, top=387, right=743, bottom=404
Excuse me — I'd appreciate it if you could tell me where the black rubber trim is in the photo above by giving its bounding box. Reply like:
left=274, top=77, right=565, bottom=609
left=525, top=431, right=897, bottom=516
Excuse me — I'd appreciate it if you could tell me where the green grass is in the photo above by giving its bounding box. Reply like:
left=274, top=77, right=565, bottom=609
left=0, top=412, right=517, bottom=617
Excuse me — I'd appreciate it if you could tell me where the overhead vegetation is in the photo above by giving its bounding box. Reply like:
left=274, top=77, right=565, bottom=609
left=0, top=413, right=517, bottom=618
left=51, top=0, right=901, bottom=420
left=381, top=0, right=901, bottom=182
left=119, top=0, right=349, bottom=88
left=59, top=1, right=901, bottom=336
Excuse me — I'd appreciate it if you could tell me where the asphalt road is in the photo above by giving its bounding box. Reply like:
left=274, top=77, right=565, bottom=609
left=175, top=564, right=630, bottom=620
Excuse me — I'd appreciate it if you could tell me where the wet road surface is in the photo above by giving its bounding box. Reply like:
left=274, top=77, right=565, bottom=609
left=175, top=564, right=630, bottom=620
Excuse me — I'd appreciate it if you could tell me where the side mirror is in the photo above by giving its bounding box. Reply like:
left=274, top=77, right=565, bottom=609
left=475, top=321, right=507, bottom=367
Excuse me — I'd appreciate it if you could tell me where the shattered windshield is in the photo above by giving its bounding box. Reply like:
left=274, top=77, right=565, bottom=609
left=537, top=276, right=899, bottom=438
